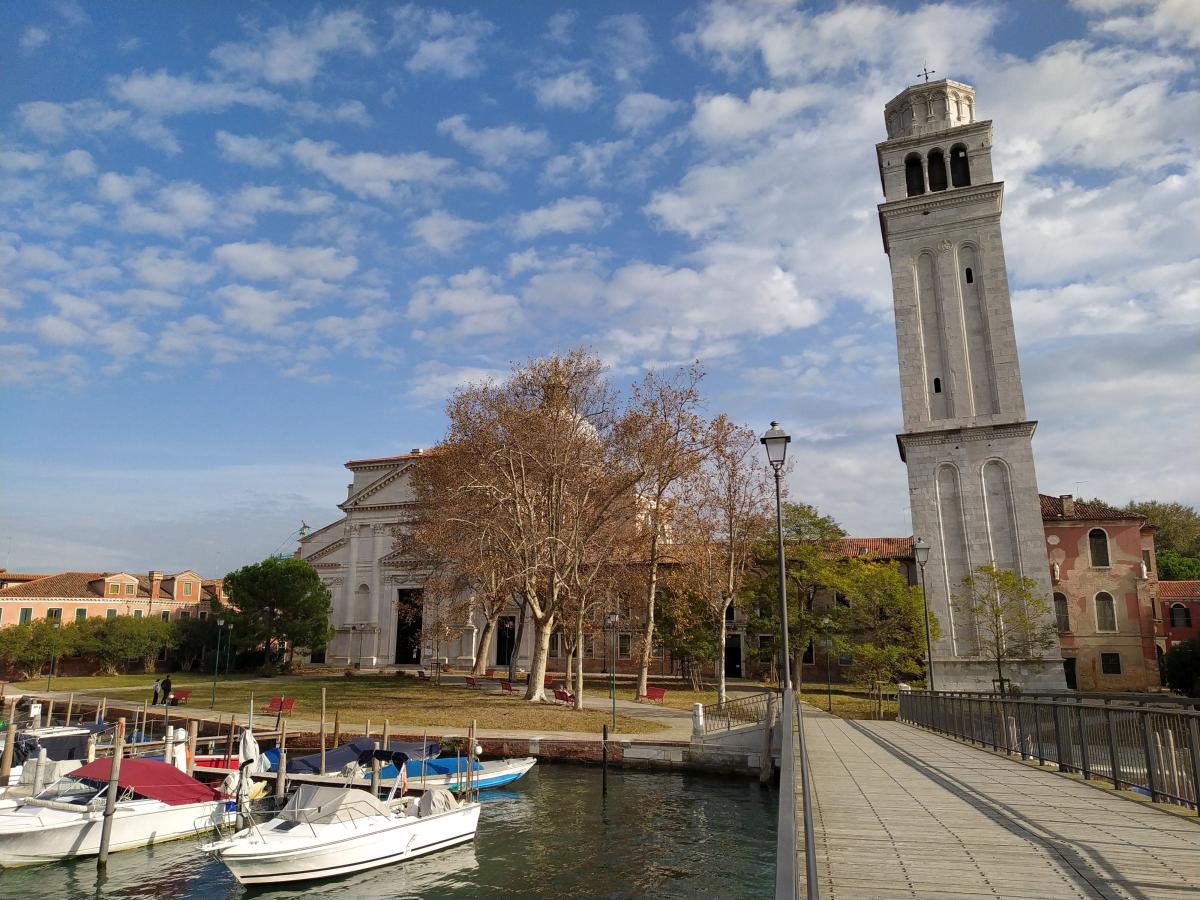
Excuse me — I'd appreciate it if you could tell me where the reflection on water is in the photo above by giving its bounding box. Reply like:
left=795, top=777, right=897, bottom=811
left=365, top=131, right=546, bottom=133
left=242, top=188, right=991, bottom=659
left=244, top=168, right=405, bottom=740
left=0, top=764, right=777, bottom=898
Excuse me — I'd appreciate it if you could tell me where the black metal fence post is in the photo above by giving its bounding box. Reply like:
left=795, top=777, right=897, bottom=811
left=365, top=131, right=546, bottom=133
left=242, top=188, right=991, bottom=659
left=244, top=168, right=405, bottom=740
left=1140, top=711, right=1158, bottom=802
left=1188, top=717, right=1200, bottom=810
left=1105, top=707, right=1121, bottom=790
left=1053, top=705, right=1068, bottom=772
left=1075, top=705, right=1091, bottom=780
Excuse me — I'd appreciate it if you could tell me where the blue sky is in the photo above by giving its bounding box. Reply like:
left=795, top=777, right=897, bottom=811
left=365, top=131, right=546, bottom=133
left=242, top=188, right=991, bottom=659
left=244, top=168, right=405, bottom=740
left=3, top=1, right=1198, bottom=576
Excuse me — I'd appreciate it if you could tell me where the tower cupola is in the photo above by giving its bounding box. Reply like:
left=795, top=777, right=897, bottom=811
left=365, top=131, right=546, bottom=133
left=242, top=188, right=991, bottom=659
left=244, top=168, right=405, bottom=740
left=884, top=79, right=976, bottom=139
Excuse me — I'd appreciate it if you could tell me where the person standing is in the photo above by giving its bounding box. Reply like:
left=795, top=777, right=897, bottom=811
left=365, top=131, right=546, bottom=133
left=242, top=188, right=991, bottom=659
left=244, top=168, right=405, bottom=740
left=151, top=678, right=162, bottom=706
left=161, top=675, right=173, bottom=705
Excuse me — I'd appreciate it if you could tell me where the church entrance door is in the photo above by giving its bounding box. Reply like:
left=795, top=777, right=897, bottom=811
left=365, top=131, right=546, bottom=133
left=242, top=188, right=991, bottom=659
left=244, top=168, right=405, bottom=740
left=395, top=588, right=422, bottom=665
left=496, top=615, right=517, bottom=667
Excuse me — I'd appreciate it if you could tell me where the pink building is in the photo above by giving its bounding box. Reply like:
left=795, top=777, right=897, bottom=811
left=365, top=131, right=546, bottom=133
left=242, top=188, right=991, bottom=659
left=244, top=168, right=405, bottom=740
left=0, top=570, right=222, bottom=626
left=1159, top=580, right=1200, bottom=649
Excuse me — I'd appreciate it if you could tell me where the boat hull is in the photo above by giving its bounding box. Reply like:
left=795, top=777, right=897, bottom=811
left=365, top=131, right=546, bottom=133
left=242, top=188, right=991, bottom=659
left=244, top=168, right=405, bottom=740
left=213, top=803, right=480, bottom=885
left=0, top=800, right=231, bottom=867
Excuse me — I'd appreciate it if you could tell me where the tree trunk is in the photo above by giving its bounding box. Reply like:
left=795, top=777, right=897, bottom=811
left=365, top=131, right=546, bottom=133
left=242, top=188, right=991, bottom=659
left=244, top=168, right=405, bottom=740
left=524, top=615, right=554, bottom=702
left=471, top=615, right=498, bottom=677
left=564, top=648, right=574, bottom=688
left=573, top=615, right=585, bottom=711
left=996, top=655, right=1006, bottom=697
left=717, top=601, right=728, bottom=707
left=635, top=534, right=661, bottom=700
left=508, top=600, right=527, bottom=683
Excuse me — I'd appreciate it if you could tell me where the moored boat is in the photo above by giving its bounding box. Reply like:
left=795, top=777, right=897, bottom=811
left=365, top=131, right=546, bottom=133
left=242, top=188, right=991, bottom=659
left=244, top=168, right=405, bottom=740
left=0, top=757, right=232, bottom=867
left=202, top=784, right=480, bottom=885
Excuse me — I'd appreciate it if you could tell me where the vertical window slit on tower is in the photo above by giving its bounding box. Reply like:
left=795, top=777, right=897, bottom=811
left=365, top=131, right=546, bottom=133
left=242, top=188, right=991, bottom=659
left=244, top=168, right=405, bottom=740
left=904, top=153, right=925, bottom=197
left=965, top=267, right=973, bottom=284
left=928, top=149, right=948, bottom=192
left=933, top=377, right=942, bottom=394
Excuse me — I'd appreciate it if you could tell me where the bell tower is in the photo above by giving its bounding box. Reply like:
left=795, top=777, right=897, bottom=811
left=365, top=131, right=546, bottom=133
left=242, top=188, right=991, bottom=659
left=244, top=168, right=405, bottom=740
left=877, top=79, right=1065, bottom=690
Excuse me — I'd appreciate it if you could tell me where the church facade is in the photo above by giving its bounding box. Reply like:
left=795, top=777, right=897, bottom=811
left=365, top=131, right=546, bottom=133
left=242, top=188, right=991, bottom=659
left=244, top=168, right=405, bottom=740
left=877, top=79, right=1065, bottom=689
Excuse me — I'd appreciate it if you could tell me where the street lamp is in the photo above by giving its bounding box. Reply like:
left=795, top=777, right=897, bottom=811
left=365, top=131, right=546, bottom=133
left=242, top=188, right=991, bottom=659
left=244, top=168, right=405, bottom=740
left=211, top=619, right=224, bottom=709
left=606, top=612, right=619, bottom=731
left=820, top=616, right=833, bottom=712
left=760, top=421, right=792, bottom=691
left=913, top=536, right=934, bottom=692
left=225, top=620, right=234, bottom=676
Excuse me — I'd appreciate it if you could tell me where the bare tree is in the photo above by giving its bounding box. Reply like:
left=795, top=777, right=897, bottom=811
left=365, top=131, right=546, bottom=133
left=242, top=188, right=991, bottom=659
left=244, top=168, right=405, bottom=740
left=626, top=364, right=709, bottom=701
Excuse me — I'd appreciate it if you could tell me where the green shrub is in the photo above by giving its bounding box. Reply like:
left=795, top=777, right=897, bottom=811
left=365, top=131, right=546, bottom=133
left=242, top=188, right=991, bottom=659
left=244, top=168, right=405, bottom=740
left=1163, top=638, right=1200, bottom=697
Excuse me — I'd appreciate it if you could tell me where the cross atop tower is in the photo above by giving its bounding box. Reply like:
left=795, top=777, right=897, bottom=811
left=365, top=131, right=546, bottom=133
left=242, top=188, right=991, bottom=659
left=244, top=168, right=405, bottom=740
left=917, top=63, right=936, bottom=83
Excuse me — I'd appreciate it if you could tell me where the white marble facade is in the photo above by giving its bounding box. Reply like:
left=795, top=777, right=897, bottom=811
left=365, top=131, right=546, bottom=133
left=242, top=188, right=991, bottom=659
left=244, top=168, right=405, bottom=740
left=298, top=451, right=535, bottom=670
left=877, top=80, right=1065, bottom=690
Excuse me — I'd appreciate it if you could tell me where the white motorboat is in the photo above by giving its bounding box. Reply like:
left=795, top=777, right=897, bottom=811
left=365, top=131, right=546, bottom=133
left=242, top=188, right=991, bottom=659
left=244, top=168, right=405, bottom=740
left=0, top=724, right=101, bottom=787
left=0, top=757, right=232, bottom=867
left=203, top=784, right=480, bottom=885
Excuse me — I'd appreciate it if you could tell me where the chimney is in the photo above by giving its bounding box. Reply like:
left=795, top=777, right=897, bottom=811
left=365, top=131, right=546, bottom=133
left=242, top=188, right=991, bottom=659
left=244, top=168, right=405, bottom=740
left=149, top=570, right=163, bottom=601
left=410, top=448, right=422, bottom=455
left=1060, top=495, right=1075, bottom=518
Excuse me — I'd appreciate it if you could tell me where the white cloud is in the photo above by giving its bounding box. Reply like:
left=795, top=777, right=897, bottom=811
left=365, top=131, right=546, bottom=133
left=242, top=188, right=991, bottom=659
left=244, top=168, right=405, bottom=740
left=61, top=149, right=95, bottom=177
left=0, top=150, right=46, bottom=173
left=226, top=185, right=336, bottom=222
left=20, top=26, right=51, bottom=52
left=332, top=100, right=372, bottom=127
left=515, top=196, right=609, bottom=239
left=214, top=241, right=358, bottom=282
left=542, top=140, right=631, bottom=187
left=436, top=115, right=550, bottom=167
left=107, top=70, right=280, bottom=116
left=217, top=284, right=307, bottom=334
left=129, top=247, right=214, bottom=290
left=615, top=92, right=682, bottom=132
left=597, top=14, right=655, bottom=82
left=407, top=360, right=504, bottom=402
left=546, top=11, right=575, bottom=45
left=215, top=131, right=282, bottom=167
left=211, top=10, right=375, bottom=85
left=36, top=315, right=89, bottom=345
left=410, top=211, right=484, bottom=254
left=392, top=6, right=496, bottom=79
left=409, top=268, right=524, bottom=338
left=289, top=138, right=462, bottom=201
left=533, top=71, right=596, bottom=110
left=691, top=86, right=821, bottom=143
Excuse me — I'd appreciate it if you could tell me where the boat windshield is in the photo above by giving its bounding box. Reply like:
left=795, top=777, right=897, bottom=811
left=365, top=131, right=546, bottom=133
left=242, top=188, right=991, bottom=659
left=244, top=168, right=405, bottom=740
left=34, top=776, right=107, bottom=806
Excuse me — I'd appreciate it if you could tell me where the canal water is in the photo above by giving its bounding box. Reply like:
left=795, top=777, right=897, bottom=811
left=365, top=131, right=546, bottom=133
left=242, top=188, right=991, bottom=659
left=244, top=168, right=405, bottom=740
left=0, top=764, right=778, bottom=898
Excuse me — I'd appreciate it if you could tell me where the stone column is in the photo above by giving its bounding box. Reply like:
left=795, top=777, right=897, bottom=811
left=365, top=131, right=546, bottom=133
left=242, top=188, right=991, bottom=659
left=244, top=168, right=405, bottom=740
left=370, top=524, right=388, bottom=666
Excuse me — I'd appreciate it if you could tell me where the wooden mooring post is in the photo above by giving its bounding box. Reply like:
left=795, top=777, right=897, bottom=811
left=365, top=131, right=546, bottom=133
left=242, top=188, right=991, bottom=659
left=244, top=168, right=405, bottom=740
left=97, top=717, right=126, bottom=872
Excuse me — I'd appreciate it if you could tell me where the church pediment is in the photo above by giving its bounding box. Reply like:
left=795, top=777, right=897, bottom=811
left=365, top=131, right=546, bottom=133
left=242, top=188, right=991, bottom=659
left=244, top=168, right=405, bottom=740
left=306, top=538, right=347, bottom=564
left=339, top=462, right=417, bottom=510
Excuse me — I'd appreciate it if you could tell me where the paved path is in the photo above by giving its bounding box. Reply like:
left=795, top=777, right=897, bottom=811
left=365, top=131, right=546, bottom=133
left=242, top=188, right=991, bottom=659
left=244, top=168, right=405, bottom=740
left=798, top=708, right=1200, bottom=899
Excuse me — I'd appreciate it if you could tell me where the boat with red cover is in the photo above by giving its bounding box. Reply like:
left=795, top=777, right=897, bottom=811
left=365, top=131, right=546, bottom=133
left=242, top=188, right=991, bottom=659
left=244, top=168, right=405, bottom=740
left=0, top=758, right=233, bottom=867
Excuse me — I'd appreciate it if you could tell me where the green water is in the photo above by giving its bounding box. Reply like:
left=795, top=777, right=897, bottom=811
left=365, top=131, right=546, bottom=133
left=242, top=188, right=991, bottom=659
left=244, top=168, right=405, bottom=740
left=0, top=764, right=778, bottom=898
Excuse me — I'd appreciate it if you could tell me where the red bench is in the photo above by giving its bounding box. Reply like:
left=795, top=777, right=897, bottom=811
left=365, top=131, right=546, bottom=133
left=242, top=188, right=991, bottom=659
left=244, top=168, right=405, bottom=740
left=553, top=688, right=576, bottom=706
left=544, top=675, right=555, bottom=688
left=500, top=680, right=517, bottom=695
left=170, top=689, right=191, bottom=706
left=465, top=676, right=480, bottom=689
left=637, top=686, right=667, bottom=704
left=262, top=697, right=295, bottom=715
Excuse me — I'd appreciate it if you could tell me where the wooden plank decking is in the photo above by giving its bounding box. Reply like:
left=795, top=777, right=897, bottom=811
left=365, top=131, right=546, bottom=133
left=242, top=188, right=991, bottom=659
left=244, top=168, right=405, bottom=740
left=795, top=707, right=1200, bottom=899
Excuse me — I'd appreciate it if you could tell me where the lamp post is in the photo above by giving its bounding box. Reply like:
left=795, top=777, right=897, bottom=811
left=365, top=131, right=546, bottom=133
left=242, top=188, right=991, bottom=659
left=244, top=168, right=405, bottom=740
left=225, top=621, right=234, bottom=676
left=914, top=536, right=934, bottom=692
left=760, top=421, right=792, bottom=691
left=820, top=616, right=833, bottom=712
left=211, top=619, right=224, bottom=709
left=606, top=613, right=619, bottom=731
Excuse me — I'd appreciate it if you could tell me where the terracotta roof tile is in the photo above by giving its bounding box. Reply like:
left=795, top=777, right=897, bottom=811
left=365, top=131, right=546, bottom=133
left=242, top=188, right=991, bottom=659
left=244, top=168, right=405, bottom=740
left=0, top=572, right=106, bottom=598
left=1039, top=494, right=1132, bottom=521
left=344, top=451, right=428, bottom=468
left=1159, top=581, right=1200, bottom=600
left=0, top=571, right=49, bottom=583
left=838, top=537, right=914, bottom=560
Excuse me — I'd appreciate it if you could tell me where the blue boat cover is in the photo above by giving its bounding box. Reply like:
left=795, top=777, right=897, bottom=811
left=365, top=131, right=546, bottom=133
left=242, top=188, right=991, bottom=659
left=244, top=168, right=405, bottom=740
left=285, top=738, right=440, bottom=775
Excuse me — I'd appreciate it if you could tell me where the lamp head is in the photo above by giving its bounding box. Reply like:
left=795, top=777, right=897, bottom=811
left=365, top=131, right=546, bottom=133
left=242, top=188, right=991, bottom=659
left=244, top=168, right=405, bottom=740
left=913, top=536, right=931, bottom=566
left=760, top=421, right=790, bottom=469
left=218, top=619, right=224, bottom=627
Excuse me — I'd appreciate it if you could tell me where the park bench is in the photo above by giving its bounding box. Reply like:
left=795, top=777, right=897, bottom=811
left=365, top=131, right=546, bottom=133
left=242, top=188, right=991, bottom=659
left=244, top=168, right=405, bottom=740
left=553, top=688, right=576, bottom=706
left=261, top=697, right=295, bottom=715
left=170, top=689, right=191, bottom=706
left=637, top=686, right=667, bottom=704
left=500, top=680, right=518, bottom=695
left=466, top=676, right=480, bottom=689
left=417, top=670, right=430, bottom=681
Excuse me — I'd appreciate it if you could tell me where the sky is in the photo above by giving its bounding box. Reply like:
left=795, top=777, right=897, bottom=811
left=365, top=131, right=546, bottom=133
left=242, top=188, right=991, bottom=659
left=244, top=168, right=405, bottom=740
left=2, top=0, right=1198, bottom=577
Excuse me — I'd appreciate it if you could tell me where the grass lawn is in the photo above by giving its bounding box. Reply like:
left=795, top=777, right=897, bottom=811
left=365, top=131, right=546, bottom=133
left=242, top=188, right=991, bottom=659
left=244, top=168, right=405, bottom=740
left=16, top=674, right=666, bottom=735
left=798, top=685, right=898, bottom=721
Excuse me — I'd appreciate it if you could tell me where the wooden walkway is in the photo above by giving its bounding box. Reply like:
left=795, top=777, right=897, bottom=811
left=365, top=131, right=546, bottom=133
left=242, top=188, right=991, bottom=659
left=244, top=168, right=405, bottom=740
left=796, top=707, right=1200, bottom=899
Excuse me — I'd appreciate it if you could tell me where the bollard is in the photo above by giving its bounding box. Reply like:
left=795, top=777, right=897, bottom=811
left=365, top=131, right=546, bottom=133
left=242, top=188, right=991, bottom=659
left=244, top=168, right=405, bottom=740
left=186, top=720, right=199, bottom=777
left=371, top=741, right=381, bottom=795
left=382, top=719, right=390, bottom=750
left=32, top=748, right=48, bottom=795
left=97, top=717, right=126, bottom=872
left=164, top=728, right=175, bottom=773
left=0, top=717, right=16, bottom=785
left=602, top=724, right=608, bottom=797
left=691, top=702, right=705, bottom=740
left=275, top=749, right=287, bottom=801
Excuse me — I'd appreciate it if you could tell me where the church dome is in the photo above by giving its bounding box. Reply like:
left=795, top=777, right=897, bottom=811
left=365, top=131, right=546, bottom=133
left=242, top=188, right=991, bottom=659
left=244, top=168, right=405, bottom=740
left=884, top=79, right=976, bottom=140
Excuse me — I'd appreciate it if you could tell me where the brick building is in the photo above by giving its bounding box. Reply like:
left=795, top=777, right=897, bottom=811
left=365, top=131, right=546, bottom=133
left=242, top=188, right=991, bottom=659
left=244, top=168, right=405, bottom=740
left=0, top=570, right=222, bottom=626
left=1159, top=581, right=1200, bottom=651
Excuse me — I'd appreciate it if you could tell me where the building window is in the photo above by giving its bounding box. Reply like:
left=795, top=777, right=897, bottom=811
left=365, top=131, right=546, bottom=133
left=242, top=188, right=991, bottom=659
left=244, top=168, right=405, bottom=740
left=47, top=608, right=62, bottom=622
left=1089, top=529, right=1110, bottom=567
left=1170, top=604, right=1192, bottom=628
left=834, top=593, right=850, bottom=608
left=108, top=583, right=120, bottom=595
left=1142, top=550, right=1153, bottom=576
left=199, top=610, right=208, bottom=621
left=548, top=633, right=561, bottom=658
left=1095, top=592, right=1117, bottom=632
left=617, top=633, right=631, bottom=659
left=725, top=604, right=734, bottom=622
left=652, top=643, right=665, bottom=659
left=161, top=611, right=171, bottom=622
left=927, top=148, right=948, bottom=192
left=124, top=583, right=135, bottom=595
left=75, top=608, right=88, bottom=623
left=179, top=611, right=191, bottom=621
left=1100, top=652, right=1122, bottom=675
left=583, top=635, right=595, bottom=658
left=19, top=608, right=32, bottom=625
left=183, top=581, right=193, bottom=596
left=106, top=609, right=117, bottom=619
left=904, top=153, right=925, bottom=196
left=802, top=641, right=815, bottom=664
left=950, top=143, right=971, bottom=187
left=1053, top=593, right=1070, bottom=633
left=837, top=652, right=854, bottom=667
left=134, top=609, right=143, bottom=618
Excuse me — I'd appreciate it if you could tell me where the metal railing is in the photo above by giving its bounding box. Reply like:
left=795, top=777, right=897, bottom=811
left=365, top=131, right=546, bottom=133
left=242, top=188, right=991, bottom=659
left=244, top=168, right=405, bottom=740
left=933, top=689, right=1200, bottom=710
left=900, top=691, right=1200, bottom=812
left=775, top=690, right=818, bottom=900
left=703, top=691, right=773, bottom=734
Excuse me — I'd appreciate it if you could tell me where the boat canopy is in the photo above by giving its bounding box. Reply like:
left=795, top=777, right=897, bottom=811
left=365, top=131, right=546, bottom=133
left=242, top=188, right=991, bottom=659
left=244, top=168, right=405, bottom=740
left=279, top=784, right=392, bottom=825
left=286, top=738, right=439, bottom=775
left=71, top=758, right=221, bottom=806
